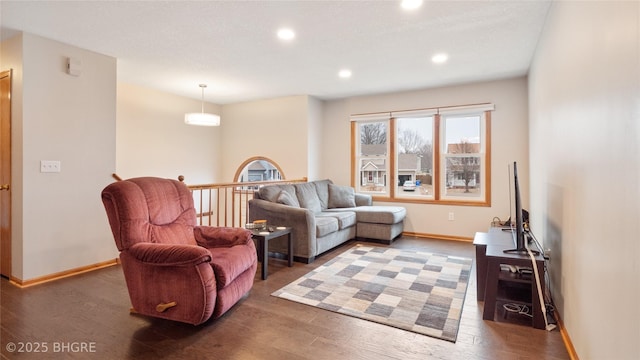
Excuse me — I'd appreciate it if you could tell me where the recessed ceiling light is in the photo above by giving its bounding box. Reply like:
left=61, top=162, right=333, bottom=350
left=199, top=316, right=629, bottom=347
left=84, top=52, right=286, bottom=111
left=401, top=0, right=423, bottom=10
left=338, top=69, right=352, bottom=78
left=277, top=28, right=295, bottom=41
left=431, top=53, right=448, bottom=64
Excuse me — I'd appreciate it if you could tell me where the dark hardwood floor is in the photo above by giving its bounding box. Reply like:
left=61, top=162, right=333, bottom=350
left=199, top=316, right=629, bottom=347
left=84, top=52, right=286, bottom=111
left=1, top=236, right=570, bottom=359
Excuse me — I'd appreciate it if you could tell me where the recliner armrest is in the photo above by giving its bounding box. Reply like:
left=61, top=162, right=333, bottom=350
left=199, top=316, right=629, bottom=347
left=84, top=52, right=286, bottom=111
left=127, top=242, right=211, bottom=266
left=194, top=226, right=252, bottom=248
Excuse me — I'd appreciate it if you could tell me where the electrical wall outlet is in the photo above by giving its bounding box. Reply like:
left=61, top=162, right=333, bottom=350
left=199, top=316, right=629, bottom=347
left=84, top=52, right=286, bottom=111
left=448, top=212, right=454, bottom=221
left=40, top=160, right=61, bottom=173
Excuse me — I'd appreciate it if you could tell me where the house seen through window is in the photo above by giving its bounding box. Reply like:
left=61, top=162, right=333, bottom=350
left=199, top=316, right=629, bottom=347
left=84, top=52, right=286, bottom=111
left=235, top=157, right=284, bottom=188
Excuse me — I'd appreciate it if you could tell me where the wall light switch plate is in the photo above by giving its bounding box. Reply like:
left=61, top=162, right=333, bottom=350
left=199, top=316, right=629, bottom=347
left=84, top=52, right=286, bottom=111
left=41, top=160, right=61, bottom=173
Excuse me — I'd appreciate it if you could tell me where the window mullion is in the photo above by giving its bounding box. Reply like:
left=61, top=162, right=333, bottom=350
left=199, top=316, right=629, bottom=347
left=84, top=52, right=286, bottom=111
left=484, top=110, right=492, bottom=206
left=351, top=121, right=356, bottom=188
left=390, top=118, right=396, bottom=198
left=434, top=114, right=441, bottom=201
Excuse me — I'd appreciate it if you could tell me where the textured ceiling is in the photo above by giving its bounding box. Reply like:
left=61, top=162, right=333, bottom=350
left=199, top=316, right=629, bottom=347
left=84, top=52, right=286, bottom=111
left=1, top=1, right=552, bottom=104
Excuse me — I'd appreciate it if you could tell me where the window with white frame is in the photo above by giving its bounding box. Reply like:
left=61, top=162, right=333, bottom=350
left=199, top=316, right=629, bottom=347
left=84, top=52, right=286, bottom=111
left=441, top=112, right=485, bottom=200
left=394, top=109, right=436, bottom=200
left=351, top=104, right=493, bottom=205
left=353, top=115, right=390, bottom=195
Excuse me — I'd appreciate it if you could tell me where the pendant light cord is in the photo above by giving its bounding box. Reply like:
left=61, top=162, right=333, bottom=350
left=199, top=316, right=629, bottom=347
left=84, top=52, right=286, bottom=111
left=200, top=84, right=206, bottom=114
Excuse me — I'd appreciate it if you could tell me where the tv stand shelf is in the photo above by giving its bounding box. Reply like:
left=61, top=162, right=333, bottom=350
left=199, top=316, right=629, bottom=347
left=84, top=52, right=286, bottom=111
left=498, top=269, right=533, bottom=283
left=496, top=281, right=532, bottom=304
left=473, top=229, right=546, bottom=329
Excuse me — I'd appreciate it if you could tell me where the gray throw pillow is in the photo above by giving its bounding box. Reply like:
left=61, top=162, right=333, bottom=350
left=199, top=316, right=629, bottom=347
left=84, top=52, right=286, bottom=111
left=258, top=185, right=283, bottom=203
left=277, top=190, right=300, bottom=207
left=328, top=184, right=356, bottom=208
left=258, top=184, right=296, bottom=203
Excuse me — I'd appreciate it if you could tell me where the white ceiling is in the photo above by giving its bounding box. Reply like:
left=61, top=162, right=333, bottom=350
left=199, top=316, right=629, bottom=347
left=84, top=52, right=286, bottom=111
left=1, top=0, right=552, bottom=104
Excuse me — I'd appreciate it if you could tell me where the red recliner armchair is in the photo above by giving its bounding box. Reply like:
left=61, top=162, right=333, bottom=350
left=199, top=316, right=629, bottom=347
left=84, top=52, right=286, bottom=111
left=101, top=177, right=257, bottom=325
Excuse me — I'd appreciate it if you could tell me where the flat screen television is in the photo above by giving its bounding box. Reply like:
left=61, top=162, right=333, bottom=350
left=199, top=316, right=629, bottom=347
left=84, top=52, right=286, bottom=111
left=504, top=161, right=538, bottom=255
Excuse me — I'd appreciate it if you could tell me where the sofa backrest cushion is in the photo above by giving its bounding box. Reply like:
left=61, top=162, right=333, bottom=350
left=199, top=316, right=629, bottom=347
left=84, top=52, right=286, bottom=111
left=328, top=183, right=357, bottom=208
left=295, top=182, right=322, bottom=213
left=312, top=179, right=333, bottom=210
left=276, top=190, right=300, bottom=207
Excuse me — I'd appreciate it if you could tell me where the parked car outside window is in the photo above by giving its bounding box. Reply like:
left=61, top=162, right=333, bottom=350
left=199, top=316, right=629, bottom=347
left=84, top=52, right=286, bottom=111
left=402, top=180, right=416, bottom=191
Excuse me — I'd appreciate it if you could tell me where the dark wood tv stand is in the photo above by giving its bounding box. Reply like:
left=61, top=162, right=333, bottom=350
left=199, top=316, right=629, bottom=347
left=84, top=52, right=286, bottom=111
left=473, top=228, right=547, bottom=329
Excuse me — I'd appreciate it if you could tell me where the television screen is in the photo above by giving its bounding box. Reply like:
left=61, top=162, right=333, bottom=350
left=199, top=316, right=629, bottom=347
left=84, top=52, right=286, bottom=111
left=504, top=161, right=538, bottom=255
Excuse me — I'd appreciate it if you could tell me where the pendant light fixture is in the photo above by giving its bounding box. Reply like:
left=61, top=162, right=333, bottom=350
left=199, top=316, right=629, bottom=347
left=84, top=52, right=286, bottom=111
left=184, top=84, right=220, bottom=126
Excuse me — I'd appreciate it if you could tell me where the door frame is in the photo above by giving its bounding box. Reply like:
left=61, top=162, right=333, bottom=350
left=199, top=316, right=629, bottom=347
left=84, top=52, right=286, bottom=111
left=1, top=69, right=12, bottom=278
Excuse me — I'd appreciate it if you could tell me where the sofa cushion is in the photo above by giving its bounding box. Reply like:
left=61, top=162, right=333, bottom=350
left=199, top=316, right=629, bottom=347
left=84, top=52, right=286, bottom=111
left=295, top=182, right=322, bottom=213
left=277, top=190, right=300, bottom=207
left=355, top=193, right=373, bottom=207
left=354, top=206, right=406, bottom=225
left=318, top=211, right=357, bottom=230
left=316, top=216, right=339, bottom=237
left=313, top=179, right=333, bottom=210
left=328, top=184, right=356, bottom=208
left=357, top=221, right=404, bottom=242
left=258, top=184, right=284, bottom=202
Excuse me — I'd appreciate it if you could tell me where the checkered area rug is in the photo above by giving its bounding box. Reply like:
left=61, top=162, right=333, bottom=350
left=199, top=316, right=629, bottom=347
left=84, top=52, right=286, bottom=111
left=272, top=244, right=472, bottom=342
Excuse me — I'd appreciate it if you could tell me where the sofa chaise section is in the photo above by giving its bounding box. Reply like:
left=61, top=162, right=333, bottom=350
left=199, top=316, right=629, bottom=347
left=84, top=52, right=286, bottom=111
left=328, top=205, right=406, bottom=242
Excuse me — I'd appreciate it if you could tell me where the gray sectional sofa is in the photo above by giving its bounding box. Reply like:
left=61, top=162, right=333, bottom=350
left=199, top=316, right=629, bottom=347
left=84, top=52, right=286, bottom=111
left=248, top=179, right=406, bottom=263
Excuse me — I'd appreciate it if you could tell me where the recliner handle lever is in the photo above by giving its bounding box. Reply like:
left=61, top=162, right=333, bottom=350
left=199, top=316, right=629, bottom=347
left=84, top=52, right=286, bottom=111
left=156, top=301, right=177, bottom=313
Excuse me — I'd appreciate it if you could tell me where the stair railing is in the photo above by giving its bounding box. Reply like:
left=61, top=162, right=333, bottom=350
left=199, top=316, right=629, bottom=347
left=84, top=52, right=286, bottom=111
left=179, top=176, right=307, bottom=228
left=111, top=174, right=306, bottom=228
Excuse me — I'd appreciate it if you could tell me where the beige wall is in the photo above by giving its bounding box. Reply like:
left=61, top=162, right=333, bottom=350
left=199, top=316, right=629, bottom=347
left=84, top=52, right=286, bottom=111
left=529, top=2, right=639, bottom=359
left=220, top=95, right=310, bottom=182
left=322, top=77, right=530, bottom=239
left=116, top=83, right=222, bottom=184
left=1, top=33, right=118, bottom=281
left=307, top=96, right=324, bottom=181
